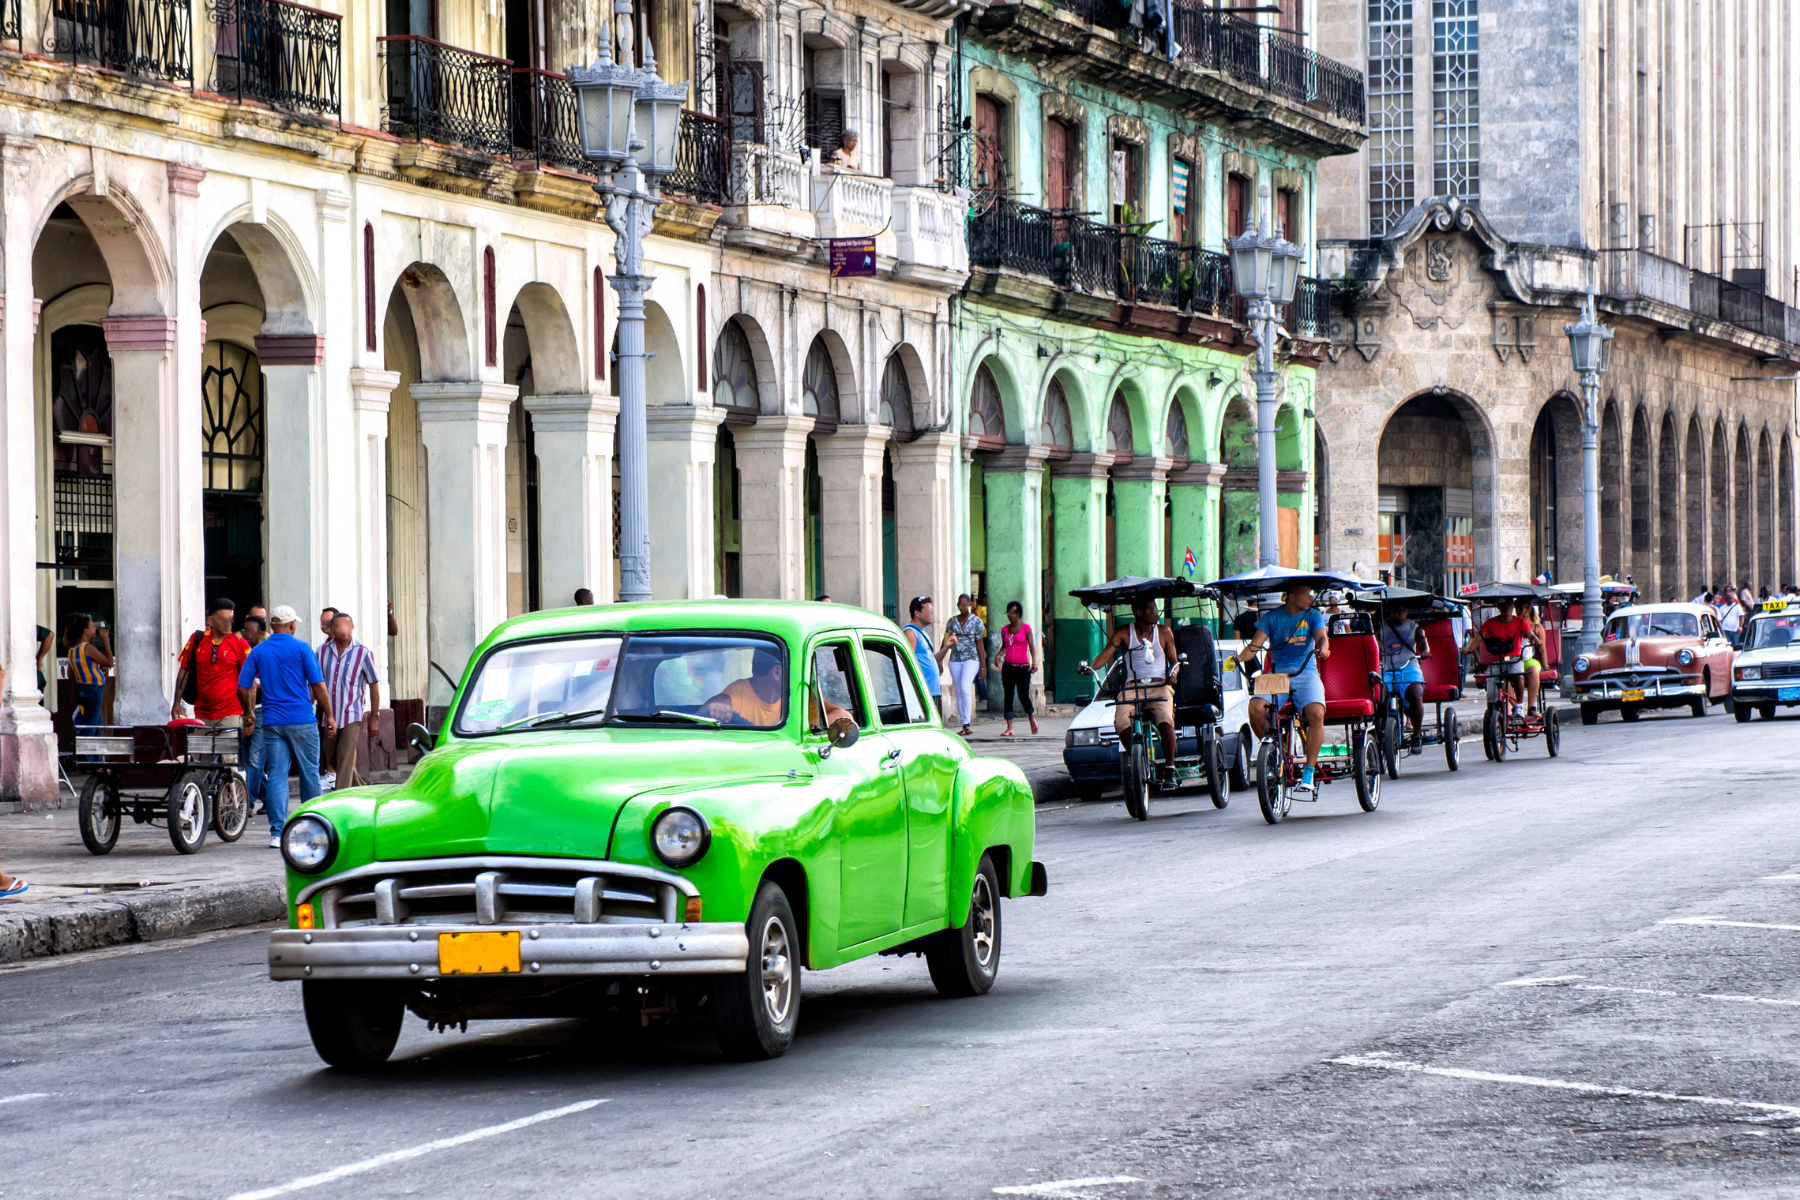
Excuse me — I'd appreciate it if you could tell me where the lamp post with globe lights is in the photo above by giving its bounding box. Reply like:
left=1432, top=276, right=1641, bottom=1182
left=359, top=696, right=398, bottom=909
left=567, top=4, right=687, bottom=602
left=1226, top=184, right=1306, bottom=569
left=1564, top=289, right=1613, bottom=654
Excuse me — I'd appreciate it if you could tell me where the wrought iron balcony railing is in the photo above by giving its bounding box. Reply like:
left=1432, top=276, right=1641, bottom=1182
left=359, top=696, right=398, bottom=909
left=50, top=0, right=192, bottom=82
left=212, top=0, right=339, bottom=117
left=1291, top=275, right=1331, bottom=339
left=380, top=35, right=512, bottom=158
left=967, top=198, right=1060, bottom=278
left=3, top=0, right=20, bottom=40
left=665, top=111, right=730, bottom=205
left=511, top=68, right=584, bottom=172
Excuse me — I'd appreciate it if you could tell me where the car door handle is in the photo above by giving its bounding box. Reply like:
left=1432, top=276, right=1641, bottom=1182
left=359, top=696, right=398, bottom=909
left=880, top=747, right=903, bottom=768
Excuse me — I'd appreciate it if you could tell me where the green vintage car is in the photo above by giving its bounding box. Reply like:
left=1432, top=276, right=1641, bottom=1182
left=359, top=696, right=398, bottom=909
left=270, top=601, right=1045, bottom=1066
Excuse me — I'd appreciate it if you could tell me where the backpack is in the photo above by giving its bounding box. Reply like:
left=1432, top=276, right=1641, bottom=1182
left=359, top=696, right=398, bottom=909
left=180, top=632, right=204, bottom=706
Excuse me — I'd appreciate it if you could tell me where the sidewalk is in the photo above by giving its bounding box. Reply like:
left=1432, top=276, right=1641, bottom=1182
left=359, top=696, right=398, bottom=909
left=960, top=712, right=1083, bottom=804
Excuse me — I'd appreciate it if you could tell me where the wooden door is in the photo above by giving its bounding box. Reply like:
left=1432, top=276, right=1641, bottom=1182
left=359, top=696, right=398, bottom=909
left=975, top=94, right=1006, bottom=194
left=1276, top=188, right=1295, bottom=240
left=1171, top=156, right=1193, bottom=244
left=1227, top=173, right=1250, bottom=235
left=1045, top=118, right=1073, bottom=210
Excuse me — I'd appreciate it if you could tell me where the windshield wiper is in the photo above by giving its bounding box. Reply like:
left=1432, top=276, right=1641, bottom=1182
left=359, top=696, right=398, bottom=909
left=497, top=706, right=609, bottom=732
left=610, top=710, right=721, bottom=727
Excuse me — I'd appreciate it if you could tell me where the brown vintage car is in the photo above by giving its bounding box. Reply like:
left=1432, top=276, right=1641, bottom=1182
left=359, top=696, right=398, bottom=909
left=1572, top=603, right=1734, bottom=725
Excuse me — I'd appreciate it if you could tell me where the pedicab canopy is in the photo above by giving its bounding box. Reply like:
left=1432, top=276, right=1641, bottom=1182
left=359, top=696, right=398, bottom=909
left=1348, top=586, right=1469, bottom=616
left=1205, top=565, right=1383, bottom=598
left=1068, top=576, right=1213, bottom=608
left=1458, top=581, right=1558, bottom=603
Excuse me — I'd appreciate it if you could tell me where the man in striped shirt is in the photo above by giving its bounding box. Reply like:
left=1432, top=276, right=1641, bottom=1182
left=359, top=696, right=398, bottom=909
left=317, top=612, right=381, bottom=790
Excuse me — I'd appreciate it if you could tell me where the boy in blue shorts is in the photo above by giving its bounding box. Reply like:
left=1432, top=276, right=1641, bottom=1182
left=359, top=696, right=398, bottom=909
left=1378, top=607, right=1431, bottom=752
left=1245, top=584, right=1331, bottom=795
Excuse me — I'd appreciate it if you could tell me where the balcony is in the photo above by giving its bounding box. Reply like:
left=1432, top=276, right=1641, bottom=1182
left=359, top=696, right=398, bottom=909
left=511, top=67, right=584, bottom=173
left=1597, top=248, right=1800, bottom=349
left=813, top=168, right=893, bottom=240
left=213, top=0, right=340, bottom=118
left=893, top=185, right=969, bottom=275
left=665, top=111, right=730, bottom=206
left=1601, top=248, right=1691, bottom=310
left=380, top=35, right=512, bottom=158
left=728, top=141, right=806, bottom=209
left=1291, top=275, right=1331, bottom=339
left=50, top=0, right=193, bottom=83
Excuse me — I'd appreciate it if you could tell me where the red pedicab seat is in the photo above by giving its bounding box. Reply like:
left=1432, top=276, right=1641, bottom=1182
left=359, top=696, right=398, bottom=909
left=1418, top=616, right=1463, bottom=703
left=1319, top=632, right=1380, bottom=719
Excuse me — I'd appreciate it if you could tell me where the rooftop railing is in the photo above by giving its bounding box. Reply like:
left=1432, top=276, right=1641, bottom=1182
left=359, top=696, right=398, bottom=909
left=380, top=35, right=512, bottom=158
left=213, top=0, right=340, bottom=117
left=1602, top=253, right=1800, bottom=347
left=50, top=0, right=192, bottom=83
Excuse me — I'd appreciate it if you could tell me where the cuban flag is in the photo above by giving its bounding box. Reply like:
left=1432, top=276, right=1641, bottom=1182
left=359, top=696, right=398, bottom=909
left=1183, top=546, right=1197, bottom=577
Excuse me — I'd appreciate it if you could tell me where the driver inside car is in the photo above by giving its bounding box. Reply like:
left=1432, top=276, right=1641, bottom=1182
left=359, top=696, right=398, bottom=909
left=703, top=648, right=850, bottom=727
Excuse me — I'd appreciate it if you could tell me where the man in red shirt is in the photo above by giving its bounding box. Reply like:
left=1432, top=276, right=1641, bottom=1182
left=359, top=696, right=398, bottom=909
left=172, top=598, right=252, bottom=726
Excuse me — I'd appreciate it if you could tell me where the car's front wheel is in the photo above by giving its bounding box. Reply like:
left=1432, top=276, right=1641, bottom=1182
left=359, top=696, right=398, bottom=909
left=713, top=880, right=801, bottom=1060
left=1734, top=700, right=1755, bottom=723
left=303, top=981, right=405, bottom=1069
left=927, top=854, right=1002, bottom=998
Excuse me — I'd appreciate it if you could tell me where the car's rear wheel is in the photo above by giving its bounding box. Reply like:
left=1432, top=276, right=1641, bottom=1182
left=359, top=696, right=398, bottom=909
left=303, top=981, right=405, bottom=1069
left=1076, top=784, right=1105, bottom=803
left=1620, top=704, right=1641, bottom=723
left=926, top=854, right=1002, bottom=998
left=1733, top=701, right=1755, bottom=724
left=713, top=880, right=801, bottom=1060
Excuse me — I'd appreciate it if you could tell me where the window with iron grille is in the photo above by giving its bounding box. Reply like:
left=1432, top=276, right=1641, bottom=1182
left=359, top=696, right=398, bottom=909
left=1366, top=0, right=1413, bottom=236
left=1431, top=0, right=1478, bottom=203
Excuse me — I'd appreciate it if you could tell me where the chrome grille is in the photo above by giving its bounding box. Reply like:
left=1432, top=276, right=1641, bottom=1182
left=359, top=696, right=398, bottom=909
left=306, top=856, right=689, bottom=930
left=1763, top=662, right=1800, bottom=680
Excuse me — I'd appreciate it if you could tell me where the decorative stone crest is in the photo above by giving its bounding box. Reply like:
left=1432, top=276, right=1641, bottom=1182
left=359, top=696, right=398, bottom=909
left=1387, top=231, right=1482, bottom=330
left=1425, top=238, right=1453, bottom=281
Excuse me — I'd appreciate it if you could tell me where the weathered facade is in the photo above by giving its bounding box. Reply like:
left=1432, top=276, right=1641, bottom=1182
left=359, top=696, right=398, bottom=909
left=1312, top=0, right=1799, bottom=600
left=954, top=0, right=1365, bottom=701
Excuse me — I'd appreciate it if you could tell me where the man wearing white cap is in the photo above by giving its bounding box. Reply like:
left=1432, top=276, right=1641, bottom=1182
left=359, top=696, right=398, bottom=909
left=237, top=605, right=334, bottom=847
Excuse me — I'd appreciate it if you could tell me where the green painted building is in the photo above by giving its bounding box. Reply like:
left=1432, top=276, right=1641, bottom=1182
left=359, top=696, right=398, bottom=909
left=950, top=0, right=1366, bottom=703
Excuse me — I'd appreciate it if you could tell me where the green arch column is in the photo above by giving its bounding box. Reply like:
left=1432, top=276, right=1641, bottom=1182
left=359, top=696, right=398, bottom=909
left=1048, top=451, right=1114, bottom=700
left=1168, top=460, right=1225, bottom=582
left=1110, top=457, right=1172, bottom=578
left=982, top=445, right=1051, bottom=709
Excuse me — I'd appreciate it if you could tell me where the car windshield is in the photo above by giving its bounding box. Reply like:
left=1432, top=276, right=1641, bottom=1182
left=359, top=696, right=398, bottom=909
left=1603, top=612, right=1698, bottom=641
left=1747, top=616, right=1799, bottom=651
left=454, top=632, right=788, bottom=735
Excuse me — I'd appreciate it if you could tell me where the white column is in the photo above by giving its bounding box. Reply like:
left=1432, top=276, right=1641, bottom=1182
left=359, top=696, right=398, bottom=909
left=733, top=415, right=814, bottom=599
left=524, top=392, right=620, bottom=606
left=258, top=337, right=327, bottom=623
left=349, top=368, right=400, bottom=681
left=0, top=136, right=54, bottom=808
left=646, top=405, right=727, bottom=601
left=413, top=382, right=515, bottom=702
left=103, top=317, right=180, bottom=725
left=813, top=424, right=889, bottom=611
left=892, top=428, right=958, bottom=622
left=166, top=163, right=207, bottom=692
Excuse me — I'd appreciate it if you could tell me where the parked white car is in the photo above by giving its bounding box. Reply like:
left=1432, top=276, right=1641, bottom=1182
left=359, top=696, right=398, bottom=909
left=1062, top=639, right=1255, bottom=801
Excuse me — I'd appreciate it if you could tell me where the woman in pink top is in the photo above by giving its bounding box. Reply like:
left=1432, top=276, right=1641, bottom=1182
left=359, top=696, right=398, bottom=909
left=989, top=600, right=1039, bottom=736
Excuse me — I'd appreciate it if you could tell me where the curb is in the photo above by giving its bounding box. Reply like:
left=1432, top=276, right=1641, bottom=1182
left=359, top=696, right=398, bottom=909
left=0, top=879, right=284, bottom=965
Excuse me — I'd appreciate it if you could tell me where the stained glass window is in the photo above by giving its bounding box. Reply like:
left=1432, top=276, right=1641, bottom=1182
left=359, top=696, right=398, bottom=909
left=1107, top=393, right=1134, bottom=458
left=1165, top=402, right=1189, bottom=463
left=712, top=318, right=759, bottom=412
left=801, top=338, right=839, bottom=425
left=1040, top=378, right=1072, bottom=451
left=969, top=364, right=1006, bottom=441
left=1367, top=0, right=1413, bottom=236
left=201, top=341, right=265, bottom=494
left=878, top=353, right=913, bottom=437
left=1432, top=0, right=1478, bottom=203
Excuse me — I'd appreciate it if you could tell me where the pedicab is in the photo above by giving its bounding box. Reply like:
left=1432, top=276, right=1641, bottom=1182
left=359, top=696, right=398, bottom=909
left=1070, top=576, right=1232, bottom=820
left=1209, top=566, right=1387, bottom=825
left=1461, top=582, right=1562, bottom=761
left=73, top=724, right=251, bottom=855
left=1347, top=587, right=1470, bottom=776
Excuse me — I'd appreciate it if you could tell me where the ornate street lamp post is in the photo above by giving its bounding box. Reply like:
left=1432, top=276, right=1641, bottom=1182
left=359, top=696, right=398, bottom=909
left=1565, top=289, right=1613, bottom=653
left=568, top=4, right=686, bottom=602
left=1227, top=185, right=1305, bottom=568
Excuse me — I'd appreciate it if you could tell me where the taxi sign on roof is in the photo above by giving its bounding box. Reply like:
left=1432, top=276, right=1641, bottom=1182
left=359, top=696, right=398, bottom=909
left=1762, top=599, right=1790, bottom=612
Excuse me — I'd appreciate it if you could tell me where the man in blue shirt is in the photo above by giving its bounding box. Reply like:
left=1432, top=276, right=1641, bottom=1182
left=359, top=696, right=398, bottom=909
left=238, top=605, right=335, bottom=848
left=1245, top=584, right=1332, bottom=794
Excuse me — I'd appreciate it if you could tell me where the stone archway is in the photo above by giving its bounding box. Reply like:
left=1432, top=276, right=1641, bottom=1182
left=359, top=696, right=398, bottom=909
left=1629, top=406, right=1652, bottom=585
left=1376, top=390, right=1494, bottom=592
left=1734, top=424, right=1752, bottom=586
left=1528, top=394, right=1582, bottom=586
left=1599, top=400, right=1623, bottom=578
left=1710, top=418, right=1730, bottom=589
left=1757, top=430, right=1774, bottom=588
left=1685, top=416, right=1705, bottom=596
left=1657, top=412, right=1680, bottom=600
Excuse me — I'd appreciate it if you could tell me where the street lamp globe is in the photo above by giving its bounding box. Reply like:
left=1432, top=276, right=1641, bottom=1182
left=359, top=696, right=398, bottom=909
left=1564, top=291, right=1613, bottom=376
left=1269, top=233, right=1305, bottom=307
left=1226, top=224, right=1276, bottom=301
left=634, top=75, right=688, bottom=177
left=568, top=44, right=639, bottom=168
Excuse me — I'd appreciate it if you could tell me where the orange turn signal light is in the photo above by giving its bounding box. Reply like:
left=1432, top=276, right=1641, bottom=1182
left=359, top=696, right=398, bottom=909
left=296, top=903, right=315, bottom=930
left=684, top=896, right=703, bottom=923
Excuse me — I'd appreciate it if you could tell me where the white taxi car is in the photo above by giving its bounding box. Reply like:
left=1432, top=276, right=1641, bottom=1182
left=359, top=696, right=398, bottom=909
left=1731, top=600, right=1800, bottom=721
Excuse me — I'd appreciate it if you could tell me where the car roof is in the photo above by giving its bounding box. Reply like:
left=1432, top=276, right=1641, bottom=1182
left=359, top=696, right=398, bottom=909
left=473, top=600, right=906, bottom=658
left=1606, top=603, right=1712, bottom=617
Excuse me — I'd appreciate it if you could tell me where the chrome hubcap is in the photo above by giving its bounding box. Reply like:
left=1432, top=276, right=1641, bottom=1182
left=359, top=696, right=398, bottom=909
left=177, top=784, right=204, bottom=841
left=969, top=874, right=996, bottom=968
left=759, top=915, right=793, bottom=1024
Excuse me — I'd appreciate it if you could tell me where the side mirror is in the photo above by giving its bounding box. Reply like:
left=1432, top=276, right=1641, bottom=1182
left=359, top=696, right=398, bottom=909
left=405, top=722, right=436, bottom=755
left=828, top=716, right=860, bottom=750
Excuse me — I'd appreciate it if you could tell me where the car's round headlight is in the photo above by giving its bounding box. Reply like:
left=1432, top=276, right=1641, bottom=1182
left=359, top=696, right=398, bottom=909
left=1676, top=648, right=1695, bottom=665
left=1574, top=656, right=1591, bottom=673
left=282, top=814, right=337, bottom=875
left=652, top=807, right=710, bottom=867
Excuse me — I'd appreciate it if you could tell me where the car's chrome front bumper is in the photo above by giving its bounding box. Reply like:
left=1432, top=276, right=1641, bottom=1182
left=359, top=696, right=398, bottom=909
left=1575, top=675, right=1703, bottom=704
left=269, top=921, right=749, bottom=982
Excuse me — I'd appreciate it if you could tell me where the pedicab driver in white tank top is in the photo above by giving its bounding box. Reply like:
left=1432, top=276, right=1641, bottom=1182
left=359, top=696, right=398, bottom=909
left=1080, top=595, right=1180, bottom=768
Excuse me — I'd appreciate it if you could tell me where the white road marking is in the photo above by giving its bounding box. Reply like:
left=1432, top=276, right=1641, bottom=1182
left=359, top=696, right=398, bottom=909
left=1498, top=976, right=1800, bottom=1008
left=221, top=1098, right=608, bottom=1200
left=0, top=1092, right=49, bottom=1105
left=1661, top=917, right=1800, bottom=933
left=1761, top=874, right=1800, bottom=881
left=993, top=1177, right=1143, bottom=1198
left=1328, top=1053, right=1800, bottom=1119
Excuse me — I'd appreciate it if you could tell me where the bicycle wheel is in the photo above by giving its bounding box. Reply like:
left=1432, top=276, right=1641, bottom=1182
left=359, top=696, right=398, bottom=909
left=1256, top=736, right=1288, bottom=825
left=1545, top=707, right=1561, bottom=757
left=1122, top=735, right=1150, bottom=821
left=78, top=773, right=120, bottom=855
left=212, top=772, right=250, bottom=842
left=1487, top=706, right=1509, bottom=762
left=1354, top=729, right=1381, bottom=812
left=1379, top=710, right=1402, bottom=780
left=1201, top=726, right=1228, bottom=809
left=1442, top=708, right=1461, bottom=772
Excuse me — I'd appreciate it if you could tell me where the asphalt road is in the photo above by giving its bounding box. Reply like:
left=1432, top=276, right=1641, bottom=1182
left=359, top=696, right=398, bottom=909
left=3, top=704, right=1798, bottom=1199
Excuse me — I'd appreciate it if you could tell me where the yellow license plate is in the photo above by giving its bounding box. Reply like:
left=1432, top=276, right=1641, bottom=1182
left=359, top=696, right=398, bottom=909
left=1621, top=688, right=1645, bottom=702
left=438, top=931, right=521, bottom=975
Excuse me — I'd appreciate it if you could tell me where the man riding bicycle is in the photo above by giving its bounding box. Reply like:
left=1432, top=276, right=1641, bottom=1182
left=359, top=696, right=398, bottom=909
left=1464, top=598, right=1542, bottom=713
left=1244, top=584, right=1332, bottom=797
left=1379, top=606, right=1432, bottom=753
left=1081, top=595, right=1180, bottom=772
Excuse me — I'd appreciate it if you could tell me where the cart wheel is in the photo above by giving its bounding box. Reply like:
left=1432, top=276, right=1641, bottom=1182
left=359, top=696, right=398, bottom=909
left=1545, top=707, right=1561, bottom=757
left=78, top=773, right=120, bottom=855
left=1443, top=709, right=1461, bottom=772
left=212, top=772, right=250, bottom=842
left=1201, top=727, right=1228, bottom=809
left=1353, top=730, right=1381, bottom=812
left=1379, top=712, right=1402, bottom=780
left=1486, top=707, right=1508, bottom=762
left=167, top=771, right=208, bottom=855
left=1121, top=736, right=1150, bottom=821
left=1255, top=737, right=1288, bottom=825
left=1228, top=728, right=1253, bottom=792
left=1480, top=708, right=1495, bottom=760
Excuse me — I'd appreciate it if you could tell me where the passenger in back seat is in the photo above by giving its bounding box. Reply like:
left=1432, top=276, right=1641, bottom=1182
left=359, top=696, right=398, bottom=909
left=1378, top=607, right=1431, bottom=753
